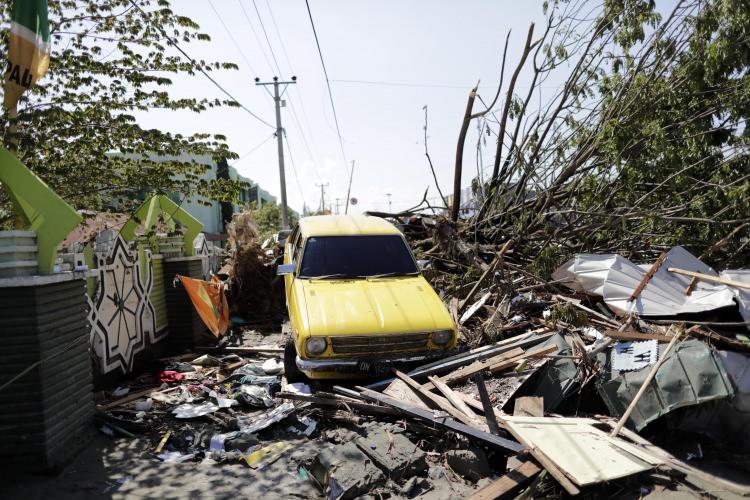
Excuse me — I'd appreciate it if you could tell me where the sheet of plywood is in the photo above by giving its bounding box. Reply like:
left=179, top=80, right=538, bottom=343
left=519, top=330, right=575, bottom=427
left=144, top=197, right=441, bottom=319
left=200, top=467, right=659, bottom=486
left=501, top=416, right=662, bottom=486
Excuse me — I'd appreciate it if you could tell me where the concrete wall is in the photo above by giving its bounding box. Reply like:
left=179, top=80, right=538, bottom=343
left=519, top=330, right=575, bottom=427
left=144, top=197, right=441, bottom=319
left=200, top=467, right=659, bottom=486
left=0, top=274, right=94, bottom=470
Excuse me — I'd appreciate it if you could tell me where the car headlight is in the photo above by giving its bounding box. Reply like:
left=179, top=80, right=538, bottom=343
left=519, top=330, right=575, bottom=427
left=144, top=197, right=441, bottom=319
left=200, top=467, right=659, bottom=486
left=305, top=336, right=327, bottom=355
left=431, top=330, right=453, bottom=346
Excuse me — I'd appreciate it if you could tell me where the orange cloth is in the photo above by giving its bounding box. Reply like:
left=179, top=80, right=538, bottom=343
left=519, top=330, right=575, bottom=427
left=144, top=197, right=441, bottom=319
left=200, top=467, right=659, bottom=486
left=177, top=274, right=229, bottom=337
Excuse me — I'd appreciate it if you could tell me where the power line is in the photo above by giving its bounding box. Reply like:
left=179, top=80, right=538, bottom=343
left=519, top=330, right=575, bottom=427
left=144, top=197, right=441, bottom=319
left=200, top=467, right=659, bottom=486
left=254, top=0, right=320, bottom=180
left=331, top=79, right=484, bottom=89
left=237, top=0, right=276, bottom=75
left=304, top=0, right=350, bottom=178
left=252, top=0, right=284, bottom=76
left=127, top=0, right=274, bottom=129
left=207, top=0, right=258, bottom=75
left=283, top=130, right=308, bottom=210
left=264, top=0, right=295, bottom=75
left=231, top=132, right=276, bottom=166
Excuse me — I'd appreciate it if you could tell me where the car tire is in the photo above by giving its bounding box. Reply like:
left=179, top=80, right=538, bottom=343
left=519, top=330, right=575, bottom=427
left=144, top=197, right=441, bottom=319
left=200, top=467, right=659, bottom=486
left=284, top=337, right=306, bottom=383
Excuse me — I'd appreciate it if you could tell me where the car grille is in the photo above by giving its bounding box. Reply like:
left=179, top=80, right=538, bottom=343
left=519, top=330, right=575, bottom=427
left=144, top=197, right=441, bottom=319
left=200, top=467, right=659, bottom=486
left=329, top=332, right=430, bottom=355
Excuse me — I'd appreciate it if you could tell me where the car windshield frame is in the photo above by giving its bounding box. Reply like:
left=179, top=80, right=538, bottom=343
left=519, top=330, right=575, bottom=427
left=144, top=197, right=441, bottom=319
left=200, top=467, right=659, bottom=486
left=297, top=234, right=419, bottom=279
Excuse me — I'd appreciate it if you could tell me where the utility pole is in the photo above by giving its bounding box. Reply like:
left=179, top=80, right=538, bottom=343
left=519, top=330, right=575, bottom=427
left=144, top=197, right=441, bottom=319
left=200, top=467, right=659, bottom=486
left=316, top=183, right=329, bottom=214
left=334, top=198, right=341, bottom=214
left=255, top=76, right=297, bottom=229
left=386, top=193, right=392, bottom=213
left=344, top=160, right=355, bottom=214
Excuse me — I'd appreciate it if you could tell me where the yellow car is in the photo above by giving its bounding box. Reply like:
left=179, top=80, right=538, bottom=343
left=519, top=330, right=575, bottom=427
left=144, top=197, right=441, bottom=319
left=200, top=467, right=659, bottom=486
left=277, top=214, right=458, bottom=380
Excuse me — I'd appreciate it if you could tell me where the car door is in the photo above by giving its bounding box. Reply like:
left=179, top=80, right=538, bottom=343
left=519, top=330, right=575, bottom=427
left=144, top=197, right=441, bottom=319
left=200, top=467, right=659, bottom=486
left=284, top=229, right=304, bottom=305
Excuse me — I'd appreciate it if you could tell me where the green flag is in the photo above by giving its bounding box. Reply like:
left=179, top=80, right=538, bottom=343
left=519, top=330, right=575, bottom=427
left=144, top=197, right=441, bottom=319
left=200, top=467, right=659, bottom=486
left=4, top=0, right=50, bottom=111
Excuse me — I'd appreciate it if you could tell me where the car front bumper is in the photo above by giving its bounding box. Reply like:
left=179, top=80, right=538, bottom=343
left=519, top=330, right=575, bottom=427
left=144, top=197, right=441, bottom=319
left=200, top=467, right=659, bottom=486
left=296, top=351, right=450, bottom=377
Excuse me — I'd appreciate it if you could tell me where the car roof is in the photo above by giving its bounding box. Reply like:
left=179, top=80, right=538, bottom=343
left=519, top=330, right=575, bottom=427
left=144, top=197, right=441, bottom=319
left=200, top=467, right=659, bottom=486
left=297, top=215, right=402, bottom=237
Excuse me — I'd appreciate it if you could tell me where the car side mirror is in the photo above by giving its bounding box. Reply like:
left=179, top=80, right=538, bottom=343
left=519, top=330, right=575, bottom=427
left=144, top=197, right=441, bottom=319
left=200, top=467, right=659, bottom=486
left=277, top=263, right=296, bottom=276
left=417, top=259, right=430, bottom=270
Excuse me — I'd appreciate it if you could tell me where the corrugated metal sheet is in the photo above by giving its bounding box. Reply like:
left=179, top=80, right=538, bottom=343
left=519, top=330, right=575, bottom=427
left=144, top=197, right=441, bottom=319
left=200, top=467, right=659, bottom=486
left=0, top=278, right=94, bottom=470
left=553, top=246, right=737, bottom=317
left=599, top=339, right=734, bottom=431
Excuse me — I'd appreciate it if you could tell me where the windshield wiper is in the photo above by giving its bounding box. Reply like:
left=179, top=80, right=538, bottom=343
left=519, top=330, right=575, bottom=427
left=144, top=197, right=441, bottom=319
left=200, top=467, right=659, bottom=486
left=367, top=271, right=420, bottom=279
left=307, top=273, right=363, bottom=280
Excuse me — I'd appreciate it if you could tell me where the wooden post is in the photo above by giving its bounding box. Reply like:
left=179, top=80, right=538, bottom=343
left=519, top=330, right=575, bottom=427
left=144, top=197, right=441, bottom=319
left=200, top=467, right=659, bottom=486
left=451, top=82, right=479, bottom=221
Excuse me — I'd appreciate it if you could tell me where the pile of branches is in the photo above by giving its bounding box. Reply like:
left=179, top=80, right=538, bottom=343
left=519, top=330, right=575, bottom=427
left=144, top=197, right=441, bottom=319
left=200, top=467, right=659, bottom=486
left=225, top=212, right=284, bottom=327
left=378, top=0, right=750, bottom=277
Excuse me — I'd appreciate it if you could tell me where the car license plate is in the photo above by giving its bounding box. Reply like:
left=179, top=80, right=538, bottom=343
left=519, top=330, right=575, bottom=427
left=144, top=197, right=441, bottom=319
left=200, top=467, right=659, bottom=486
left=357, top=360, right=391, bottom=375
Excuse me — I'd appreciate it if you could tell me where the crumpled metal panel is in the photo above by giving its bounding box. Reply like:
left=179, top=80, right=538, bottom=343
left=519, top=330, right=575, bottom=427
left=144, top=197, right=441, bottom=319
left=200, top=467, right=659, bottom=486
left=673, top=350, right=750, bottom=450
left=524, top=333, right=579, bottom=412
left=553, top=246, right=737, bottom=317
left=598, top=340, right=734, bottom=431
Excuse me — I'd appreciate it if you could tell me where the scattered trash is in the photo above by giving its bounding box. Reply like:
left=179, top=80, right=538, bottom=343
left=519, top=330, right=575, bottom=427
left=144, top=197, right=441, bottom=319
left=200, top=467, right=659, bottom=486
left=172, top=402, right=220, bottom=419
left=134, top=398, right=153, bottom=412
left=87, top=230, right=750, bottom=500
left=262, top=358, right=283, bottom=375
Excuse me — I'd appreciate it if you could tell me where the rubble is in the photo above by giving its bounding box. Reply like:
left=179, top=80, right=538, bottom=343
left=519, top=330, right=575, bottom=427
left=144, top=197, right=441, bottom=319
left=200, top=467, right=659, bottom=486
left=84, top=220, right=750, bottom=499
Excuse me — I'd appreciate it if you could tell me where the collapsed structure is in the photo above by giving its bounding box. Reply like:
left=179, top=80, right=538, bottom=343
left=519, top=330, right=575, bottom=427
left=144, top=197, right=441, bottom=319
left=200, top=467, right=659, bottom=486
left=76, top=213, right=750, bottom=499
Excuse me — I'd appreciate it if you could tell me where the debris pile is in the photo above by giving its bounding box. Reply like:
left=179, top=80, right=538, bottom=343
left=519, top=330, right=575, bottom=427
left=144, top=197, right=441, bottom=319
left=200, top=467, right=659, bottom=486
left=224, top=212, right=284, bottom=327
left=92, top=213, right=750, bottom=498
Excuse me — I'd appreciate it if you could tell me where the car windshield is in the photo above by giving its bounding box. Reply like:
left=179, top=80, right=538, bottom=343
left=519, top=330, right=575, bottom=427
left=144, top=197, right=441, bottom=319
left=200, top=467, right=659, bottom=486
left=298, top=235, right=418, bottom=278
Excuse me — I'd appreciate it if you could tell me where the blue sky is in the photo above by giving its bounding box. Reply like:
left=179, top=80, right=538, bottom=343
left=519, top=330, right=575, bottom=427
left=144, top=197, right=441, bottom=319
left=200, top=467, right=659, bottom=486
left=133, top=1, right=561, bottom=214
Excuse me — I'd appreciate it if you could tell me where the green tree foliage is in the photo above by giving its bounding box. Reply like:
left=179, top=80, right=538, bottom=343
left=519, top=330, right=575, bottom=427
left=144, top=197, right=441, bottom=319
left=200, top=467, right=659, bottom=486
left=0, top=0, right=252, bottom=222
left=477, top=0, right=750, bottom=268
left=246, top=202, right=299, bottom=242
left=575, top=0, right=750, bottom=265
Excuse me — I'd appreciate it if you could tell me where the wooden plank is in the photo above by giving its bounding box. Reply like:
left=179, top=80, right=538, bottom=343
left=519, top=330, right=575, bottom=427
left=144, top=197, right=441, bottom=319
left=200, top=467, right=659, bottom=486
left=96, top=386, right=158, bottom=411
left=366, top=330, right=555, bottom=391
left=457, top=392, right=508, bottom=425
left=685, top=276, right=699, bottom=296
left=628, top=252, right=667, bottom=302
left=356, top=386, right=523, bottom=455
left=395, top=371, right=485, bottom=429
left=197, top=345, right=284, bottom=354
left=439, top=345, right=557, bottom=388
left=428, top=375, right=482, bottom=424
left=467, top=460, right=541, bottom=500
left=424, top=347, right=523, bottom=389
left=484, top=345, right=556, bottom=373
left=668, top=267, right=750, bottom=290
left=276, top=392, right=401, bottom=417
left=460, top=291, right=491, bottom=324
left=513, top=397, right=544, bottom=417
left=604, top=330, right=674, bottom=342
left=383, top=378, right=431, bottom=411
left=474, top=372, right=500, bottom=435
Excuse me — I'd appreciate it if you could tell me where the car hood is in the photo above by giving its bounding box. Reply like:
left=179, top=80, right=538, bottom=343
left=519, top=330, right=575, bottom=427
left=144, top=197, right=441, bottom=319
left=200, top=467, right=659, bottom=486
left=300, top=276, right=454, bottom=335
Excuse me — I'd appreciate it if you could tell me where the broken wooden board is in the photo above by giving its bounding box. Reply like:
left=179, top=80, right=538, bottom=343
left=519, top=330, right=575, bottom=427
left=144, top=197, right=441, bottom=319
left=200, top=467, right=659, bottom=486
left=428, top=375, right=484, bottom=426
left=513, top=397, right=544, bottom=417
left=383, top=378, right=431, bottom=411
left=357, top=387, right=522, bottom=455
left=277, top=392, right=401, bottom=417
left=500, top=416, right=663, bottom=487
left=467, top=460, right=541, bottom=500
left=604, top=330, right=674, bottom=342
left=460, top=291, right=491, bottom=324
left=435, top=344, right=556, bottom=387
left=395, top=371, right=487, bottom=430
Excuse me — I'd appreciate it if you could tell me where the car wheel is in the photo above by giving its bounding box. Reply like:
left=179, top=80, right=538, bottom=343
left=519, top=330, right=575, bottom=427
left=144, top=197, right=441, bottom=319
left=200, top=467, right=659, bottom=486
left=284, top=337, right=306, bottom=383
